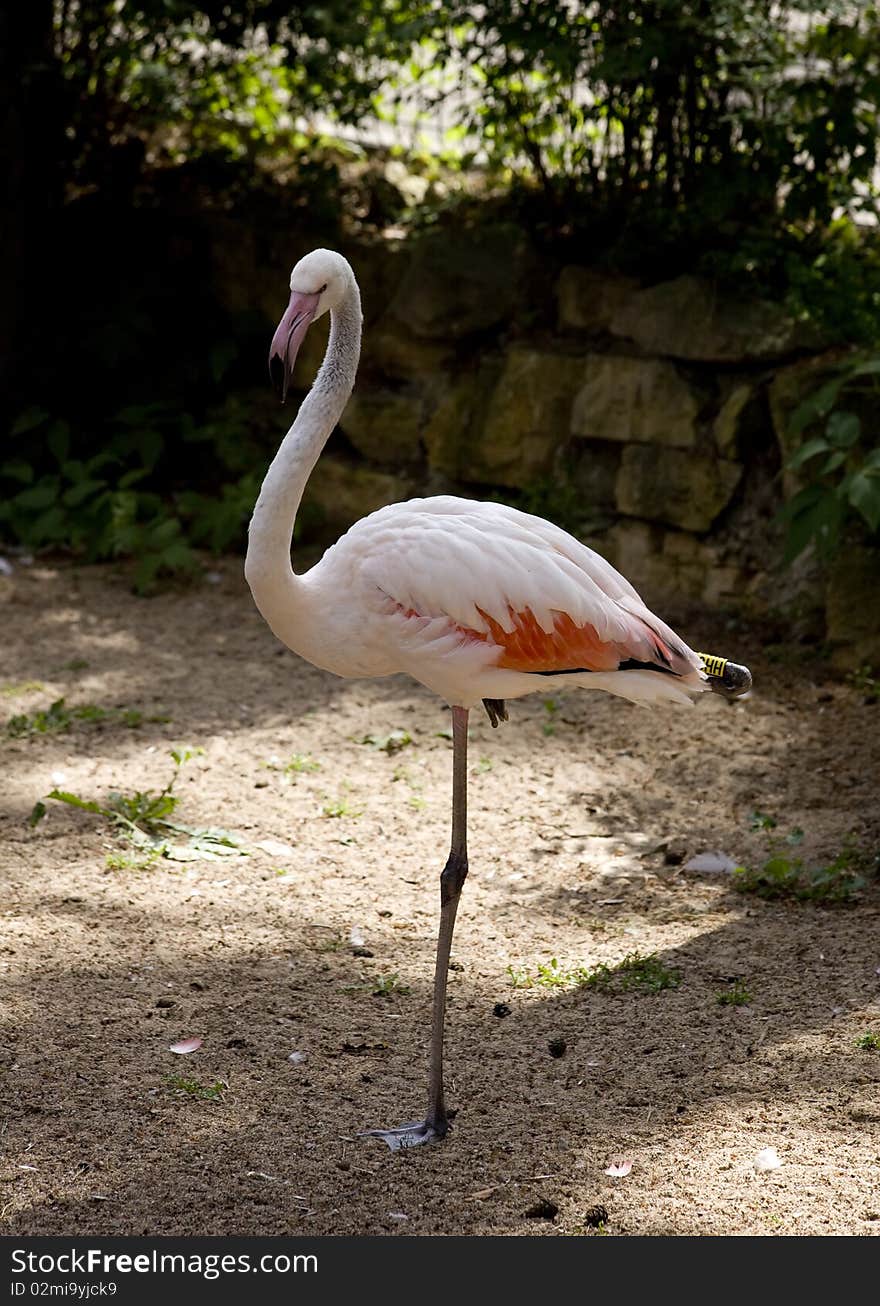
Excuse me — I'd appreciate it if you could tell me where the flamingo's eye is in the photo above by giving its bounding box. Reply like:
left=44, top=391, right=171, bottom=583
left=318, top=282, right=328, bottom=293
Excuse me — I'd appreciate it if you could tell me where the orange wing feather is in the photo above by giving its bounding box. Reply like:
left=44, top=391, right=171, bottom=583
left=477, top=606, right=647, bottom=674
left=396, top=600, right=678, bottom=677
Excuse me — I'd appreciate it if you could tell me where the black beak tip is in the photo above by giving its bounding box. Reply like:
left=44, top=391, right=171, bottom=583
left=268, top=353, right=288, bottom=403
left=722, top=661, right=752, bottom=696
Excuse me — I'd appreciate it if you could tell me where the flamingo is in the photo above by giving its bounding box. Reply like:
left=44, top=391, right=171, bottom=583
left=245, top=248, right=752, bottom=1150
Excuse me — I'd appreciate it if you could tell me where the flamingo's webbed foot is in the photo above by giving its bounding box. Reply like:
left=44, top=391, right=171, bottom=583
left=358, top=1117, right=449, bottom=1152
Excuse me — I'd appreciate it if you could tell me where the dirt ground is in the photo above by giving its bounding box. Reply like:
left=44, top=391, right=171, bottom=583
left=1, top=556, right=879, bottom=1238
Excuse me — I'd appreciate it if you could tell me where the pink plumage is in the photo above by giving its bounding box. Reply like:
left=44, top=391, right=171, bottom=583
left=246, top=248, right=742, bottom=1151
left=301, top=495, right=705, bottom=708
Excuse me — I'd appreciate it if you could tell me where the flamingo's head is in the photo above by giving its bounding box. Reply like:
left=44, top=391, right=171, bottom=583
left=269, top=248, right=354, bottom=402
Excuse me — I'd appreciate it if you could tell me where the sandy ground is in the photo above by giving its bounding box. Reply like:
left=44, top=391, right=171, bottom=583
left=1, top=557, right=879, bottom=1237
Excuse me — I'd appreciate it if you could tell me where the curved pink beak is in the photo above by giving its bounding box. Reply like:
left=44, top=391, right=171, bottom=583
left=269, top=289, right=321, bottom=402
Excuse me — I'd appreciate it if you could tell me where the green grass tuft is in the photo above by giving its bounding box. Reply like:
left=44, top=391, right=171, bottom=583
left=717, top=981, right=753, bottom=1006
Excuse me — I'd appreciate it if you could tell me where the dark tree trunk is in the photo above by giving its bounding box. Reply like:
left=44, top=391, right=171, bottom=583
left=0, top=2, right=63, bottom=432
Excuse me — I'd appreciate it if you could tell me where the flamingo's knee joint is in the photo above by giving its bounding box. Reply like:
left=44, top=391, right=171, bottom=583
left=440, top=851, right=468, bottom=903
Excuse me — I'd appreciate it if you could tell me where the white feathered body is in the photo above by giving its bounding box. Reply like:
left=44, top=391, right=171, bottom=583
left=251, top=494, right=705, bottom=710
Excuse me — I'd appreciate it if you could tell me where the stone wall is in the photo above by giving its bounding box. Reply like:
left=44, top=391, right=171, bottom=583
left=213, top=223, right=878, bottom=666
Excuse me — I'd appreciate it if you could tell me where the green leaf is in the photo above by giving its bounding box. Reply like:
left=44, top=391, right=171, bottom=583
left=825, top=410, right=861, bottom=449
left=28, top=801, right=47, bottom=827
left=821, top=451, right=847, bottom=474
left=118, top=468, right=149, bottom=489
left=30, top=507, right=67, bottom=542
left=848, top=359, right=880, bottom=379
left=788, top=378, right=845, bottom=436
left=13, top=479, right=60, bottom=510
left=63, top=479, right=106, bottom=508
left=780, top=485, right=844, bottom=563
left=788, top=437, right=830, bottom=469
left=47, top=789, right=105, bottom=814
left=2, top=459, right=34, bottom=484
left=11, top=408, right=49, bottom=437
left=136, top=429, right=164, bottom=471
left=150, top=516, right=182, bottom=546
left=847, top=472, right=880, bottom=533
left=47, top=421, right=71, bottom=463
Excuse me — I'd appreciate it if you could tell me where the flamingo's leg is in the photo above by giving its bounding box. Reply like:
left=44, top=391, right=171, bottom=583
left=360, top=705, right=469, bottom=1150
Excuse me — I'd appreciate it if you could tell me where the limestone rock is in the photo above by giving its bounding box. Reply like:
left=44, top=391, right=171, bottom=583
left=363, top=324, right=454, bottom=380
left=597, top=520, right=669, bottom=599
left=660, top=530, right=715, bottom=600
left=611, top=275, right=819, bottom=362
left=557, top=267, right=638, bottom=333
left=713, top=383, right=754, bottom=456
left=476, top=347, right=586, bottom=488
left=826, top=545, right=880, bottom=669
left=341, top=386, right=423, bottom=464
left=599, top=520, right=744, bottom=603
left=615, top=446, right=742, bottom=532
left=567, top=440, right=622, bottom=515
left=423, top=360, right=503, bottom=481
left=571, top=355, right=699, bottom=448
left=300, top=456, right=410, bottom=541
left=701, top=565, right=747, bottom=607
left=388, top=226, right=529, bottom=339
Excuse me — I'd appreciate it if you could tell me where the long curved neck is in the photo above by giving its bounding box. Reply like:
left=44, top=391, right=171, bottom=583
left=245, top=280, right=361, bottom=626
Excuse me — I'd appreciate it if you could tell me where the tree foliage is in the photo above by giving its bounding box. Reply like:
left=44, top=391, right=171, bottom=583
left=382, top=3, right=880, bottom=229
left=1, top=2, right=878, bottom=578
left=52, top=3, right=880, bottom=234
left=54, top=0, right=388, bottom=177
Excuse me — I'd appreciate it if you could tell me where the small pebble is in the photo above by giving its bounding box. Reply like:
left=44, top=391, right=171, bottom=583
left=352, top=946, right=374, bottom=958
left=548, top=1038, right=566, bottom=1058
left=585, top=1203, right=608, bottom=1228
left=493, top=1003, right=511, bottom=1018
left=155, top=998, right=175, bottom=1009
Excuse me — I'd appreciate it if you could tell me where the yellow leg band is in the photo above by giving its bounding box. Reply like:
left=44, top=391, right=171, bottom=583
left=698, top=652, right=728, bottom=678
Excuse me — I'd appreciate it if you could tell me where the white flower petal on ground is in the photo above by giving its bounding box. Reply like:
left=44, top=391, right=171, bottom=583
left=255, top=838, right=296, bottom=858
left=169, top=1036, right=203, bottom=1055
left=683, top=851, right=738, bottom=874
left=754, top=1147, right=783, bottom=1172
left=604, top=1156, right=633, bottom=1177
